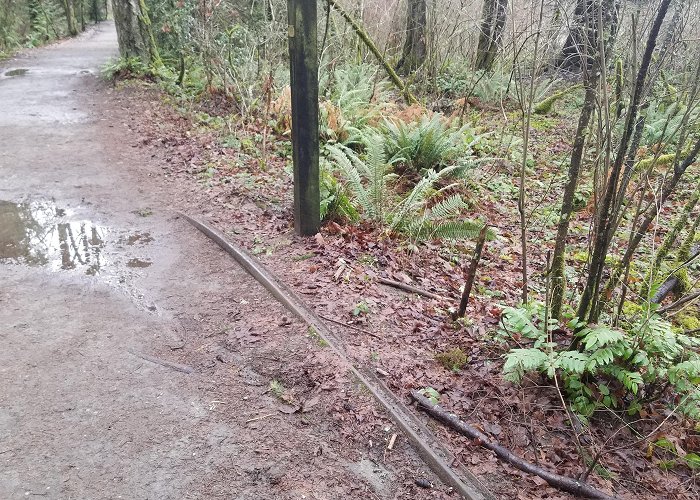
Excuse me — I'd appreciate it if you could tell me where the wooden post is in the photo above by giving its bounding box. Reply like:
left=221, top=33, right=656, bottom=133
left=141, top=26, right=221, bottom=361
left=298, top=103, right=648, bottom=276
left=288, top=0, right=320, bottom=236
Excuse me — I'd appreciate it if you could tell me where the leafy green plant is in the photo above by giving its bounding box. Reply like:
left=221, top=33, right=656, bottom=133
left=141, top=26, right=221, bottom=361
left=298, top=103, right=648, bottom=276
left=319, top=63, right=392, bottom=145
left=320, top=166, right=359, bottom=222
left=417, top=387, right=441, bottom=405
left=101, top=56, right=150, bottom=80
left=382, top=114, right=482, bottom=174
left=269, top=379, right=285, bottom=399
left=498, top=305, right=700, bottom=422
left=325, top=134, right=490, bottom=243
left=352, top=301, right=371, bottom=316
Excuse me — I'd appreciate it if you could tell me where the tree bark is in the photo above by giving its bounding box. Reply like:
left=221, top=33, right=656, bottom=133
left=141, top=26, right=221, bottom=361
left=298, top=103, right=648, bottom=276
left=62, top=0, right=78, bottom=36
left=556, top=0, right=619, bottom=71
left=550, top=84, right=598, bottom=320
left=475, top=0, right=508, bottom=71
left=111, top=0, right=161, bottom=66
left=578, top=0, right=675, bottom=323
left=396, top=0, right=427, bottom=74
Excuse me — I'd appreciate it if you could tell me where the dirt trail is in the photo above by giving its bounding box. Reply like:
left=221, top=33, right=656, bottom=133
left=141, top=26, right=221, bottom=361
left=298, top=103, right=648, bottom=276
left=0, top=24, right=449, bottom=499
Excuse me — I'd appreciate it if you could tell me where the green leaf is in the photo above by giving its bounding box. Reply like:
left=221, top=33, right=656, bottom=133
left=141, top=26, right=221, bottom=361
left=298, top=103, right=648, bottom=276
left=503, top=348, right=548, bottom=383
left=684, top=453, right=700, bottom=470
left=418, top=387, right=440, bottom=405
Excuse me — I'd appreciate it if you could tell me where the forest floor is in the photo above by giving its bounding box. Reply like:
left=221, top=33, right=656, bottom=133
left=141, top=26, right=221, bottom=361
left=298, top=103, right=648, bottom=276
left=0, top=23, right=460, bottom=500
left=95, top=41, right=700, bottom=500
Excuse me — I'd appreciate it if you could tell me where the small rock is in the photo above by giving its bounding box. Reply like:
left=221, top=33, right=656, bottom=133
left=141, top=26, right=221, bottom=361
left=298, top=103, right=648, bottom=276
left=415, top=478, right=432, bottom=489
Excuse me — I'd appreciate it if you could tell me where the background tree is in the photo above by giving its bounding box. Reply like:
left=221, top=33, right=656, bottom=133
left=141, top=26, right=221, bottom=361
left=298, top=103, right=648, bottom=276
left=475, top=0, right=508, bottom=71
left=556, top=0, right=620, bottom=71
left=62, top=0, right=78, bottom=36
left=396, top=0, right=427, bottom=73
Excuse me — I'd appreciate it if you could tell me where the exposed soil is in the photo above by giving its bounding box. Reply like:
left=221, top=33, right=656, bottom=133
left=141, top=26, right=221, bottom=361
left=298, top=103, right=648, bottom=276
left=96, top=39, right=700, bottom=500
left=0, top=23, right=458, bottom=499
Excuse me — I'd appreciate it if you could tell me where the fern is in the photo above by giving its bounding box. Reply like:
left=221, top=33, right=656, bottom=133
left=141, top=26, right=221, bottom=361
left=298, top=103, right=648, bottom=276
left=499, top=305, right=547, bottom=342
left=382, top=114, right=482, bottom=174
left=503, top=349, right=549, bottom=383
left=499, top=307, right=700, bottom=422
left=556, top=351, right=589, bottom=375
left=319, top=63, right=392, bottom=145
left=578, top=326, right=625, bottom=351
left=326, top=134, right=488, bottom=243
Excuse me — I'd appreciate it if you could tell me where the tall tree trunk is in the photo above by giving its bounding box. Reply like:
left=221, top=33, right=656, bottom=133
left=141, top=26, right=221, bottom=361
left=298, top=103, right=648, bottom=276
left=111, top=0, right=161, bottom=66
left=556, top=0, right=620, bottom=71
left=91, top=0, right=101, bottom=22
left=577, top=0, right=673, bottom=324
left=77, top=0, right=86, bottom=31
left=396, top=0, right=427, bottom=74
left=550, top=85, right=599, bottom=320
left=62, top=0, right=78, bottom=36
left=475, top=0, right=508, bottom=71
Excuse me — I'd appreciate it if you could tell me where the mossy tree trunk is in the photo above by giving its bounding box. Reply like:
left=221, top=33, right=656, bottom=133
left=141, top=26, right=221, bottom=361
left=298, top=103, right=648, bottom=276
left=475, top=0, right=508, bottom=72
left=111, top=0, right=161, bottom=66
left=396, top=0, right=426, bottom=74
left=62, top=0, right=78, bottom=36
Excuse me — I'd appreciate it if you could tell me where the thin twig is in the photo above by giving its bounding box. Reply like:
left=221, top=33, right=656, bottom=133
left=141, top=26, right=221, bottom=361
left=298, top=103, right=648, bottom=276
left=377, top=277, right=447, bottom=301
left=318, top=313, right=381, bottom=339
left=246, top=413, right=276, bottom=424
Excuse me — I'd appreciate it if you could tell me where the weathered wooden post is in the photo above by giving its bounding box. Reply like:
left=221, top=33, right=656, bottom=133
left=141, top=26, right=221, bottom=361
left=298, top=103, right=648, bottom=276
left=287, top=0, right=320, bottom=236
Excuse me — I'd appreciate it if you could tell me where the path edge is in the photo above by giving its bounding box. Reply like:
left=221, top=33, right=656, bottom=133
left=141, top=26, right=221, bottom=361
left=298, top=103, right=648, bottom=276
left=179, top=212, right=495, bottom=500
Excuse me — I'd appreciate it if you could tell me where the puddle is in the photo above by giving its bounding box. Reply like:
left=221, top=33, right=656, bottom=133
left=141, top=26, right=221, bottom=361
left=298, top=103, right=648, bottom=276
left=5, top=68, right=29, bottom=77
left=126, top=258, right=152, bottom=268
left=0, top=200, right=152, bottom=276
left=122, top=232, right=154, bottom=246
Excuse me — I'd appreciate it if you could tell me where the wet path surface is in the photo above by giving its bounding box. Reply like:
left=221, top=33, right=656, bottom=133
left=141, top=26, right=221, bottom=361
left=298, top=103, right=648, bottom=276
left=0, top=24, right=440, bottom=500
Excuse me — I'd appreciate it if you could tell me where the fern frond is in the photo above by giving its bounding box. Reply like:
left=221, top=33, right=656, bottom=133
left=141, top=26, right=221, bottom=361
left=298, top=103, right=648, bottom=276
left=503, top=348, right=549, bottom=383
left=413, top=219, right=488, bottom=242
left=556, top=351, right=589, bottom=375
left=579, top=326, right=625, bottom=351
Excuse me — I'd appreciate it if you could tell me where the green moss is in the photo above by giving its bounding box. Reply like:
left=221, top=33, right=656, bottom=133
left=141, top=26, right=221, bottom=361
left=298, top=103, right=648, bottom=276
left=435, top=347, right=468, bottom=371
left=534, top=84, right=583, bottom=115
left=621, top=301, right=646, bottom=318
left=530, top=116, right=556, bottom=131
left=675, top=311, right=700, bottom=332
left=572, top=251, right=589, bottom=263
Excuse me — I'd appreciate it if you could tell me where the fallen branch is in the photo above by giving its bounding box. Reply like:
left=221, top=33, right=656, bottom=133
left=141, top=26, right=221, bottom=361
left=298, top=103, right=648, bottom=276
left=126, top=348, right=194, bottom=374
left=454, top=225, right=488, bottom=319
left=326, top=0, right=417, bottom=104
left=410, top=391, right=618, bottom=500
left=378, top=277, right=447, bottom=301
left=246, top=413, right=276, bottom=424
left=658, top=291, right=700, bottom=314
left=318, top=313, right=381, bottom=339
left=651, top=242, right=700, bottom=304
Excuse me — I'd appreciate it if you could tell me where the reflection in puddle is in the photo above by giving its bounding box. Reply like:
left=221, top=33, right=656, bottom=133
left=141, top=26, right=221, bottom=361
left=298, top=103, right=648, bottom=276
left=5, top=68, right=29, bottom=77
left=122, top=232, right=154, bottom=246
left=126, top=258, right=152, bottom=268
left=0, top=200, right=152, bottom=276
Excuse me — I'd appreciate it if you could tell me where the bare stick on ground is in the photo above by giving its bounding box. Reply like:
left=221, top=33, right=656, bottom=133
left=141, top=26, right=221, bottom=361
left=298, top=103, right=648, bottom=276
left=454, top=225, right=489, bottom=319
left=126, top=348, right=194, bottom=374
left=411, top=391, right=618, bottom=500
left=378, top=277, right=447, bottom=301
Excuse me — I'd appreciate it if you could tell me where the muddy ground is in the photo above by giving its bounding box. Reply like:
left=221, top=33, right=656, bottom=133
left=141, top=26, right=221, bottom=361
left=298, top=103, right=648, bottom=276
left=0, top=23, right=459, bottom=499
